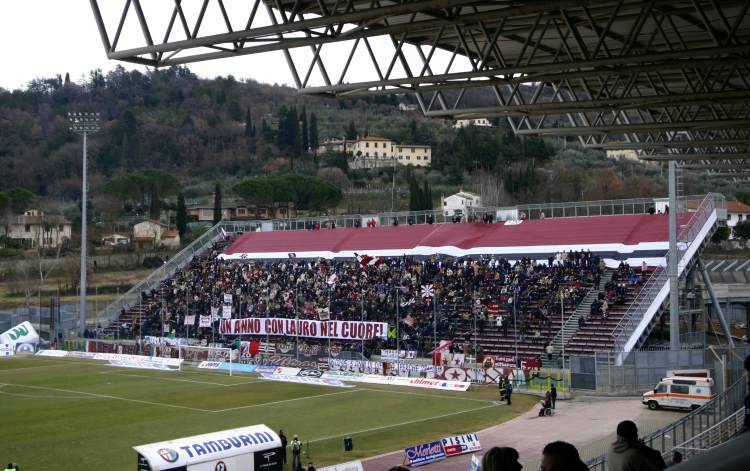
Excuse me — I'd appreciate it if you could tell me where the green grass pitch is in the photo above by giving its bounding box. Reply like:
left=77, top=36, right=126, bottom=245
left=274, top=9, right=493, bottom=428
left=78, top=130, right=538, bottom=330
left=0, top=357, right=536, bottom=470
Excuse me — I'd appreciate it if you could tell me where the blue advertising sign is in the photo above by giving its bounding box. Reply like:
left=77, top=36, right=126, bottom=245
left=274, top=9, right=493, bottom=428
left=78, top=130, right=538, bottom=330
left=404, top=440, right=446, bottom=467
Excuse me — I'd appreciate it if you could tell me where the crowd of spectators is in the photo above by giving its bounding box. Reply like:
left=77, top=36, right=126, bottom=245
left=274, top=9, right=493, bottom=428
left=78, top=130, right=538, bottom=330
left=107, top=233, right=608, bottom=359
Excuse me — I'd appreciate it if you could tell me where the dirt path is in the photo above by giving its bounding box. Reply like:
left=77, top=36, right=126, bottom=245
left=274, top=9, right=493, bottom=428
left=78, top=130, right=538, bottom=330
left=362, top=395, right=684, bottom=470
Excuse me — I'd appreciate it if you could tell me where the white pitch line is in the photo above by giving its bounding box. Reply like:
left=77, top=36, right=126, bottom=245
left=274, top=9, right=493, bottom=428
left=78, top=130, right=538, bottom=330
left=306, top=403, right=498, bottom=444
left=0, top=361, right=85, bottom=372
left=213, top=389, right=360, bottom=413
left=0, top=384, right=100, bottom=400
left=1, top=382, right=212, bottom=413
left=359, top=387, right=497, bottom=404
left=98, top=371, right=262, bottom=387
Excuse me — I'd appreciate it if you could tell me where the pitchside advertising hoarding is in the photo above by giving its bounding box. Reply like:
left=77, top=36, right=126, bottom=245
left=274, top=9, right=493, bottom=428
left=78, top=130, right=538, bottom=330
left=134, top=424, right=282, bottom=471
left=404, top=434, right=482, bottom=467
left=219, top=318, right=388, bottom=340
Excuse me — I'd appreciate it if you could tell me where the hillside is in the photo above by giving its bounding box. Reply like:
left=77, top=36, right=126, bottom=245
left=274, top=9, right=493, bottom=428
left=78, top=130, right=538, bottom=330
left=0, top=66, right=739, bottom=222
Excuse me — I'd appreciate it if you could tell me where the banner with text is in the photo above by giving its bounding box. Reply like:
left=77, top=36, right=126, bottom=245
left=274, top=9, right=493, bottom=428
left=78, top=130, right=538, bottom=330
left=220, top=318, right=388, bottom=340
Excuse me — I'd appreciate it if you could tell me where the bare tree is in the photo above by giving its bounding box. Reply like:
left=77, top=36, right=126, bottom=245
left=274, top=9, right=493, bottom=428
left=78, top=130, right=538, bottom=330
left=470, top=170, right=508, bottom=207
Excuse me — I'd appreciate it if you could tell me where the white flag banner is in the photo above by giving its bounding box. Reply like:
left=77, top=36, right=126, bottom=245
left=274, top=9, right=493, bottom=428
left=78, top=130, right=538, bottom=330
left=0, top=321, right=39, bottom=345
left=211, top=306, right=219, bottom=318
left=199, top=315, right=212, bottom=328
left=420, top=284, right=435, bottom=299
left=223, top=293, right=233, bottom=304
left=184, top=315, right=196, bottom=326
left=222, top=305, right=232, bottom=319
left=162, top=324, right=170, bottom=333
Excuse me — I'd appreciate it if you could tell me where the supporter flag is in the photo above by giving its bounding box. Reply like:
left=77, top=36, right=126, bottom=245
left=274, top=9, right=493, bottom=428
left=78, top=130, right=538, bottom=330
left=388, top=327, right=397, bottom=339
left=199, top=315, right=212, bottom=327
left=354, top=252, right=385, bottom=271
left=401, top=314, right=416, bottom=327
left=400, top=297, right=416, bottom=307
left=421, top=284, right=435, bottom=299
left=429, top=340, right=454, bottom=355
left=222, top=305, right=232, bottom=319
left=184, top=315, right=195, bottom=326
left=327, top=273, right=338, bottom=286
left=162, top=324, right=170, bottom=333
left=487, top=303, right=500, bottom=314
left=211, top=306, right=220, bottom=318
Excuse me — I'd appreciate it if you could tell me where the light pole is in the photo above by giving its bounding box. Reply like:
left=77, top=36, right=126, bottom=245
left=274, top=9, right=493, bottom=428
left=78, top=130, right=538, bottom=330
left=559, top=289, right=566, bottom=393
left=68, top=112, right=100, bottom=337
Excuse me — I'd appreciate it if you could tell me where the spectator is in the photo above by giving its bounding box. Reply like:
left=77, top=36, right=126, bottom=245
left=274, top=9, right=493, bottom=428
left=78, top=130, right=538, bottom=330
left=551, top=382, right=558, bottom=409
left=5, top=464, right=14, bottom=471
left=291, top=434, right=302, bottom=471
left=306, top=462, right=316, bottom=471
left=546, top=343, right=554, bottom=361
left=481, top=446, right=522, bottom=471
left=669, top=451, right=682, bottom=466
left=607, top=420, right=666, bottom=471
left=506, top=378, right=513, bottom=405
left=279, top=430, right=288, bottom=465
left=541, top=441, right=588, bottom=471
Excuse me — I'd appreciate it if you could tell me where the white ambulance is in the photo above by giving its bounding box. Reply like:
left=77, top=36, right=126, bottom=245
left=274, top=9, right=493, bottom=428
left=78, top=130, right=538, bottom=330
left=642, top=369, right=715, bottom=411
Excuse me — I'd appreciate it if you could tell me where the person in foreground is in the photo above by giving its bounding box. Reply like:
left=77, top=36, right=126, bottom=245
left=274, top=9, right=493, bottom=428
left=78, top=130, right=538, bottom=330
left=607, top=420, right=666, bottom=471
left=541, top=441, right=589, bottom=471
left=480, top=446, right=523, bottom=471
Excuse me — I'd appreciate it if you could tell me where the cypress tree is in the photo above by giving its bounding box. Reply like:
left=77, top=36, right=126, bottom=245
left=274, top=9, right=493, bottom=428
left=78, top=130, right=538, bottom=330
left=301, top=106, right=309, bottom=153
left=309, top=112, right=319, bottom=154
left=244, top=107, right=253, bottom=137
left=213, top=182, right=223, bottom=225
left=176, top=193, right=188, bottom=239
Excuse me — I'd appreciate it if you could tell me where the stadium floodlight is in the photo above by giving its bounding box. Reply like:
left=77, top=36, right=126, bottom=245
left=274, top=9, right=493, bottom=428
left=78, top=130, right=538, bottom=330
left=68, top=112, right=100, bottom=337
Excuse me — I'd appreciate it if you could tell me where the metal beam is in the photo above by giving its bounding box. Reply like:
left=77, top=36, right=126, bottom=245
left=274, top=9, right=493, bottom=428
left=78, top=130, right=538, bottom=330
left=640, top=153, right=750, bottom=161
left=681, top=163, right=750, bottom=170
left=586, top=139, right=750, bottom=149
left=514, top=119, right=750, bottom=136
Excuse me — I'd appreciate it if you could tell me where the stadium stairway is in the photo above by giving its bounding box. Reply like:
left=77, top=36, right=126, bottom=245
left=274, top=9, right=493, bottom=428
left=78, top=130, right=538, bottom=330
left=547, top=271, right=614, bottom=359
left=563, top=269, right=655, bottom=356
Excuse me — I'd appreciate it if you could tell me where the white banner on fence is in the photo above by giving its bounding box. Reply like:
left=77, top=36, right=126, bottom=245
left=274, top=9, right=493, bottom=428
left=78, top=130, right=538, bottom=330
left=0, top=321, right=39, bottom=345
left=220, top=318, right=388, bottom=340
left=273, top=367, right=302, bottom=376
left=223, top=293, right=233, bottom=304
left=108, top=359, right=176, bottom=371
left=321, top=371, right=470, bottom=392
left=0, top=344, right=14, bottom=356
left=222, top=305, right=232, bottom=319
left=319, top=460, right=364, bottom=471
left=380, top=349, right=417, bottom=360
left=260, top=374, right=354, bottom=388
left=328, top=359, right=384, bottom=375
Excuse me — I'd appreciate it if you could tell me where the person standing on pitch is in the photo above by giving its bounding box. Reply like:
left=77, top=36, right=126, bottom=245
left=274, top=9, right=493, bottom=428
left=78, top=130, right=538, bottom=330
left=291, top=434, right=302, bottom=471
left=505, top=378, right=513, bottom=405
left=551, top=383, right=558, bottom=409
left=279, top=430, right=288, bottom=466
left=498, top=376, right=506, bottom=402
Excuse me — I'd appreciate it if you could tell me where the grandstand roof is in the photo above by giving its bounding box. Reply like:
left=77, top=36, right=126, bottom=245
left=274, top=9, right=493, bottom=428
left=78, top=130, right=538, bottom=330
left=220, top=214, right=687, bottom=266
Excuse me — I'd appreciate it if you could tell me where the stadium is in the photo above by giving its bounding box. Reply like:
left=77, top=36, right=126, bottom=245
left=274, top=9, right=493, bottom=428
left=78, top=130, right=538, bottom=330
left=2, top=2, right=750, bottom=471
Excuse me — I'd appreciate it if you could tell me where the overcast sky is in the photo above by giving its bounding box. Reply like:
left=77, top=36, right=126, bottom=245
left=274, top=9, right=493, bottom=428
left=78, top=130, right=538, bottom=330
left=0, top=1, right=297, bottom=91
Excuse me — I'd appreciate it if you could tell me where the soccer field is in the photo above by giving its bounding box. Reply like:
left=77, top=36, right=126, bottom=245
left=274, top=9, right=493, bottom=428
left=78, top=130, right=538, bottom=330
left=0, top=357, right=535, bottom=470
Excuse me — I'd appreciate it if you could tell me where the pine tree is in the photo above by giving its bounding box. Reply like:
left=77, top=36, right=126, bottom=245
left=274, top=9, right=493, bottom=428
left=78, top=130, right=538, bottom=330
left=176, top=193, right=188, bottom=239
left=213, top=182, right=223, bottom=225
left=301, top=106, right=309, bottom=153
left=422, top=180, right=431, bottom=210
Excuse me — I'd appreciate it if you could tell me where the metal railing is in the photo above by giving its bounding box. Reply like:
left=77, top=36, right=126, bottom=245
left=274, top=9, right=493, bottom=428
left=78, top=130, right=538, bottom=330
left=610, top=269, right=668, bottom=352
left=609, top=193, right=724, bottom=353
left=586, top=375, right=747, bottom=470
left=673, top=408, right=746, bottom=460
left=93, top=222, right=230, bottom=328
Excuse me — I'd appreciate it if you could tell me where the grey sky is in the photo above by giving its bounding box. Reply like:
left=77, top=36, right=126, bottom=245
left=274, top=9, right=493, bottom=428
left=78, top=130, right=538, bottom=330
left=0, top=1, right=295, bottom=91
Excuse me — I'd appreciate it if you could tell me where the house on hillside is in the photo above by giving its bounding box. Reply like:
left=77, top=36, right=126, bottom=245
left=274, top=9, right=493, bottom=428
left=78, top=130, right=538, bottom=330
left=161, top=230, right=181, bottom=249
left=187, top=199, right=295, bottom=222
left=101, top=234, right=130, bottom=246
left=454, top=118, right=492, bottom=128
left=349, top=136, right=432, bottom=169
left=726, top=201, right=750, bottom=236
left=132, top=220, right=168, bottom=249
left=1, top=209, right=72, bottom=248
left=442, top=191, right=482, bottom=217
left=606, top=149, right=639, bottom=161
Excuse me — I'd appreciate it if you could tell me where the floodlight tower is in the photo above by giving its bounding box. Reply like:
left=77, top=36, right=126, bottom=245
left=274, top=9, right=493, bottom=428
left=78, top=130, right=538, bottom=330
left=68, top=112, right=100, bottom=337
